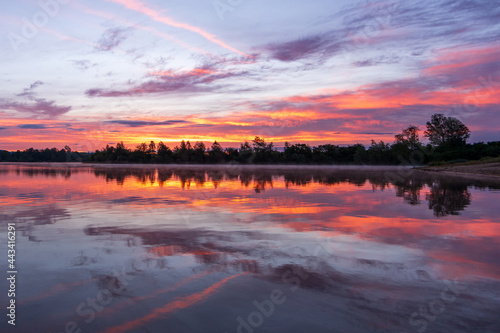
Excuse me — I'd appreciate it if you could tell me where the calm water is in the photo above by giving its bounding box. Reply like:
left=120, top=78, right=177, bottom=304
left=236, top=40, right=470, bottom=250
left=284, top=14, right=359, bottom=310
left=1, top=164, right=500, bottom=333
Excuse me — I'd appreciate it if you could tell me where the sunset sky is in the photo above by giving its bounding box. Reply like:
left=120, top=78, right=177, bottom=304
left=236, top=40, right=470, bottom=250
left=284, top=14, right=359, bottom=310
left=1, top=0, right=499, bottom=151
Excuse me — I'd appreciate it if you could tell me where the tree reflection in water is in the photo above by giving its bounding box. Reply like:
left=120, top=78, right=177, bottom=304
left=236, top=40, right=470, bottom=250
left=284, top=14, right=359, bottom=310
left=1, top=165, right=497, bottom=217
left=91, top=167, right=495, bottom=217
left=426, top=181, right=472, bottom=217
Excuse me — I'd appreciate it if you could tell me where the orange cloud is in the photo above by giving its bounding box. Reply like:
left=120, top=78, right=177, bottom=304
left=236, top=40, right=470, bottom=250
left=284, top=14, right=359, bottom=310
left=425, top=45, right=500, bottom=74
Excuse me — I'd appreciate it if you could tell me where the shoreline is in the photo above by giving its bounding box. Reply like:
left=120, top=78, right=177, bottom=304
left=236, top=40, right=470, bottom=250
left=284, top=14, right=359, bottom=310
left=417, top=162, right=500, bottom=181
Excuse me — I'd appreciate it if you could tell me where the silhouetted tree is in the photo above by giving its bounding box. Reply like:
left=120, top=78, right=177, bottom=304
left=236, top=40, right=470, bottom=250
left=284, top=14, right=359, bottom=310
left=137, top=142, right=148, bottom=153
left=252, top=136, right=272, bottom=151
left=238, top=141, right=253, bottom=163
left=395, top=125, right=421, bottom=150
left=174, top=140, right=189, bottom=163
left=157, top=142, right=172, bottom=162
left=209, top=141, right=225, bottom=163
left=225, top=147, right=239, bottom=162
left=240, top=141, right=252, bottom=151
left=312, top=144, right=339, bottom=164
left=148, top=141, right=156, bottom=153
left=425, top=114, right=470, bottom=147
left=353, top=144, right=367, bottom=164
left=114, top=141, right=130, bottom=162
left=367, top=140, right=392, bottom=164
left=252, top=136, right=276, bottom=163
left=193, top=141, right=206, bottom=163
left=284, top=143, right=312, bottom=163
left=179, top=140, right=187, bottom=151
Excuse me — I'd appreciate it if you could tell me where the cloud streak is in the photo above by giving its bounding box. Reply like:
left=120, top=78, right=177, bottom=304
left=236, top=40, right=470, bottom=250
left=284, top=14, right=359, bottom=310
left=16, top=81, right=44, bottom=99
left=108, top=0, right=251, bottom=57
left=17, top=124, right=48, bottom=129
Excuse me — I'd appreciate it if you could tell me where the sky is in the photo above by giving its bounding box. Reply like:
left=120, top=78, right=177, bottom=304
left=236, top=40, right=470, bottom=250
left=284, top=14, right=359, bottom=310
left=0, top=0, right=499, bottom=151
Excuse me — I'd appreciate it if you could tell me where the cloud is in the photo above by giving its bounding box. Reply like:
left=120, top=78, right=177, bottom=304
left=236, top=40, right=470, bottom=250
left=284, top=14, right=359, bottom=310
left=104, top=120, right=189, bottom=127
left=3, top=82, right=72, bottom=118
left=16, top=81, right=44, bottom=98
left=263, top=36, right=326, bottom=62
left=71, top=60, right=97, bottom=71
left=29, top=81, right=44, bottom=90
left=341, top=0, right=500, bottom=50
left=95, top=27, right=131, bottom=51
left=17, top=124, right=48, bottom=129
left=86, top=63, right=249, bottom=97
left=257, top=0, right=499, bottom=66
left=256, top=2, right=400, bottom=63
left=0, top=99, right=72, bottom=118
left=352, top=55, right=400, bottom=67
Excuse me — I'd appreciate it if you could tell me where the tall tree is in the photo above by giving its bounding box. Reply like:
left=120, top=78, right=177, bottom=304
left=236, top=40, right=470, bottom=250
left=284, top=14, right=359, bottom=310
left=284, top=143, right=312, bottom=163
left=395, top=125, right=421, bottom=150
left=179, top=140, right=187, bottom=152
left=252, top=136, right=267, bottom=151
left=240, top=141, right=252, bottom=151
left=148, top=141, right=156, bottom=153
left=251, top=136, right=275, bottom=163
left=252, top=136, right=273, bottom=151
left=194, top=141, right=206, bottom=152
left=157, top=142, right=172, bottom=162
left=424, top=114, right=470, bottom=147
left=193, top=141, right=206, bottom=163
left=211, top=141, right=223, bottom=152
left=116, top=142, right=126, bottom=150
left=209, top=141, right=225, bottom=163
left=137, top=142, right=148, bottom=153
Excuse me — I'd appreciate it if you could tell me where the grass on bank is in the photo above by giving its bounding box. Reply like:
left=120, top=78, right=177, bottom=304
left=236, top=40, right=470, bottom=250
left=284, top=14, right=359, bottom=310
left=428, top=156, right=500, bottom=167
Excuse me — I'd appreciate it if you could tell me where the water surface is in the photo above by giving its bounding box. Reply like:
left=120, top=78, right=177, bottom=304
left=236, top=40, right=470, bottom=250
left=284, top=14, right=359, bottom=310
left=1, top=164, right=499, bottom=333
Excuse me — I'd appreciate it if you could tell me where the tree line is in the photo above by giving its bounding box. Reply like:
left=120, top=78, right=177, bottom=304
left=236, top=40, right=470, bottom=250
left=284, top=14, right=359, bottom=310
left=89, top=114, right=499, bottom=165
left=0, top=146, right=90, bottom=163
left=1, top=114, right=499, bottom=164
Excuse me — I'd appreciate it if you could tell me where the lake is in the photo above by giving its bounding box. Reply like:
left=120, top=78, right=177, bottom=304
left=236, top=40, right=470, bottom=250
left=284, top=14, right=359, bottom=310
left=1, top=164, right=499, bottom=333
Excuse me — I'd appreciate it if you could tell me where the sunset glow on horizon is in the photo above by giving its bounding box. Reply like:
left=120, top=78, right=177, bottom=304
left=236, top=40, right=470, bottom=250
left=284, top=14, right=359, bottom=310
left=1, top=0, right=499, bottom=151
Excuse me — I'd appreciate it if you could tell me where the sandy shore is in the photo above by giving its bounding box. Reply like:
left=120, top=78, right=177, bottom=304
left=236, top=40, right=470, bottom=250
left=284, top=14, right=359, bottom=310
left=418, top=162, right=500, bottom=180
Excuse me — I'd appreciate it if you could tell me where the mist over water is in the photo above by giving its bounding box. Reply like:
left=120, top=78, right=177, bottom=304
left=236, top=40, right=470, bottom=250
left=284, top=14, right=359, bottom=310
left=1, top=164, right=499, bottom=333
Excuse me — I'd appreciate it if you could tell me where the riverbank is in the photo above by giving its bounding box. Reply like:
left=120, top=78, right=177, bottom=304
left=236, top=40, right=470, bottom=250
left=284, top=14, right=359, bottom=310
left=418, top=158, right=500, bottom=179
